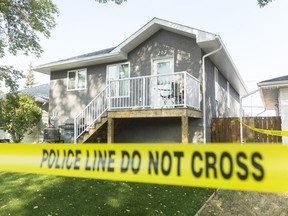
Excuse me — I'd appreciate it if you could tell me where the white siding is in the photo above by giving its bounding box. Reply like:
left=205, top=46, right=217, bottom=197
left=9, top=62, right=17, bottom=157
left=279, top=88, right=288, bottom=144
left=214, top=67, right=219, bottom=101
left=227, top=81, right=230, bottom=109
left=21, top=108, right=49, bottom=143
left=0, top=130, right=8, bottom=139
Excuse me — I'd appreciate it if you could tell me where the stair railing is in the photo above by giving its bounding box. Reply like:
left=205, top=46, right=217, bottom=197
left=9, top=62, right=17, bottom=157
left=74, top=86, right=109, bottom=143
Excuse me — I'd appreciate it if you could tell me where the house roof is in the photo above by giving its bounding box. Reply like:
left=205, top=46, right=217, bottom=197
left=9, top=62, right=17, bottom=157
left=34, top=17, right=248, bottom=95
left=257, top=75, right=288, bottom=110
left=0, top=84, right=49, bottom=103
left=258, top=75, right=288, bottom=86
left=38, top=47, right=116, bottom=69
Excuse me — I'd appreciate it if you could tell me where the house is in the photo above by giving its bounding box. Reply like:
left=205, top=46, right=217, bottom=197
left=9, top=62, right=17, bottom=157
left=34, top=18, right=248, bottom=144
left=0, top=84, right=49, bottom=143
left=0, top=78, right=8, bottom=94
left=258, top=75, right=288, bottom=144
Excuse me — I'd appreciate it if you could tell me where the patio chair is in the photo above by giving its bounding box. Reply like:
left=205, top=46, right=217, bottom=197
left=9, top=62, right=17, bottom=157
left=159, top=82, right=175, bottom=105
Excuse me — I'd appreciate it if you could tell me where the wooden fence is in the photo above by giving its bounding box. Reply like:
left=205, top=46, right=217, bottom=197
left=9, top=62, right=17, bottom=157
left=212, top=117, right=282, bottom=143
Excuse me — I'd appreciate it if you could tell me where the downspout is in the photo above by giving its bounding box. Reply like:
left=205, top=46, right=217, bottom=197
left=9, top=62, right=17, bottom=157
left=256, top=108, right=267, bottom=117
left=240, top=89, right=259, bottom=143
left=201, top=42, right=222, bottom=144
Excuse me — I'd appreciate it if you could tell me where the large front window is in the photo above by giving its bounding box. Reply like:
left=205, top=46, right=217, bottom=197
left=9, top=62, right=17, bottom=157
left=107, top=63, right=130, bottom=97
left=67, top=69, right=87, bottom=90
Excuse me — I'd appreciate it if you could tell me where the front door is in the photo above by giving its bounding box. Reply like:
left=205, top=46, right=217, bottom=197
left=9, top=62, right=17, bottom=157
left=152, top=58, right=174, bottom=107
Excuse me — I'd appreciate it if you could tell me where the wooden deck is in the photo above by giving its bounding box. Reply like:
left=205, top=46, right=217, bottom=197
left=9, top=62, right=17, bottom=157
left=108, top=108, right=202, bottom=118
left=107, top=108, right=202, bottom=144
left=74, top=72, right=201, bottom=143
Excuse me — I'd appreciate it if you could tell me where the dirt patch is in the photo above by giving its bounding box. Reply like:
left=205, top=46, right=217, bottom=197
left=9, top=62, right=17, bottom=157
left=199, top=189, right=288, bottom=216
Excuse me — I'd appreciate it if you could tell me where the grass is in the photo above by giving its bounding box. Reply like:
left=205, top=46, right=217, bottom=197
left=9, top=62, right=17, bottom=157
left=200, top=189, right=288, bottom=216
left=0, top=172, right=214, bottom=216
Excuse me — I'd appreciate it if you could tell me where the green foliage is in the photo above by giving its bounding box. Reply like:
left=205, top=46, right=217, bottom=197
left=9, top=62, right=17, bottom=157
left=258, top=0, right=273, bottom=7
left=0, top=0, right=58, bottom=57
left=95, top=0, right=272, bottom=7
left=0, top=93, right=42, bottom=143
left=0, top=0, right=58, bottom=92
left=95, top=0, right=127, bottom=5
left=0, top=66, right=24, bottom=92
left=25, top=63, right=35, bottom=88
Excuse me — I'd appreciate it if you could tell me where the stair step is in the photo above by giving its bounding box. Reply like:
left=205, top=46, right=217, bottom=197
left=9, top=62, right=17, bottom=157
left=78, top=117, right=108, bottom=143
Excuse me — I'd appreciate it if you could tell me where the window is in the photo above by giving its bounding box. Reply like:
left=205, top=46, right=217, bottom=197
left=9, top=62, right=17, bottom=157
left=107, top=63, right=130, bottom=97
left=214, top=67, right=219, bottom=101
left=67, top=69, right=87, bottom=90
left=153, top=58, right=174, bottom=85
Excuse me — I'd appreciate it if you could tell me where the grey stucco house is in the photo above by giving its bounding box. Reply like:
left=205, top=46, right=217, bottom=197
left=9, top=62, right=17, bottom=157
left=258, top=75, right=288, bottom=144
left=35, top=18, right=247, bottom=144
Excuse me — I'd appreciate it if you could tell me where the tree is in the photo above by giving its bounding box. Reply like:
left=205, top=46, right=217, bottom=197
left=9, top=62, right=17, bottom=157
left=96, top=0, right=270, bottom=7
left=95, top=0, right=127, bottom=5
left=0, top=93, right=42, bottom=143
left=0, top=0, right=58, bottom=91
left=25, top=63, right=36, bottom=88
left=258, top=0, right=273, bottom=7
left=0, top=66, right=25, bottom=92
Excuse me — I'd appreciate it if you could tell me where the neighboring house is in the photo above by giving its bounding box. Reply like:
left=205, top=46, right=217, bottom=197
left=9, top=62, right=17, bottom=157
left=0, top=84, right=49, bottom=143
left=34, top=18, right=247, bottom=144
left=258, top=75, right=288, bottom=144
left=0, top=78, right=9, bottom=94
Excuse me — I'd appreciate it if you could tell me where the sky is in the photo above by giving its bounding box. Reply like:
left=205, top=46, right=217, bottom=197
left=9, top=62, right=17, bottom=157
left=2, top=0, right=288, bottom=112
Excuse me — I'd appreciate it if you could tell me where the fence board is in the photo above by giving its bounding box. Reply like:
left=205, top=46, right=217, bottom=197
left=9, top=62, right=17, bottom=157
left=212, top=117, right=282, bottom=143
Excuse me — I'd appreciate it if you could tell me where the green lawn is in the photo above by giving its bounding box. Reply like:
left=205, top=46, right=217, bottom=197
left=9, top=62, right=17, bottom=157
left=0, top=172, right=213, bottom=216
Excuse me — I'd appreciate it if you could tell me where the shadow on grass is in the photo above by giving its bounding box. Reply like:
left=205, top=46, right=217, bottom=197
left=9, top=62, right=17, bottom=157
left=0, top=172, right=214, bottom=216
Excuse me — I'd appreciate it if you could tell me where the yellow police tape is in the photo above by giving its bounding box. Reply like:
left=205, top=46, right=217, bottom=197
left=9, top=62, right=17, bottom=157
left=236, top=118, right=288, bottom=136
left=0, top=143, right=288, bottom=193
left=241, top=121, right=288, bottom=136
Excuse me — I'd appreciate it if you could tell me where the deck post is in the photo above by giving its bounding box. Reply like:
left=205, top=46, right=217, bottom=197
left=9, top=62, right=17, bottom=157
left=107, top=117, right=114, bottom=143
left=181, top=115, right=189, bottom=143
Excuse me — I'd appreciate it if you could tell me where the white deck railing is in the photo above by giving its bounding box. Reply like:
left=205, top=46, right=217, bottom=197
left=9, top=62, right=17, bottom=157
left=109, top=71, right=200, bottom=110
left=74, top=71, right=200, bottom=143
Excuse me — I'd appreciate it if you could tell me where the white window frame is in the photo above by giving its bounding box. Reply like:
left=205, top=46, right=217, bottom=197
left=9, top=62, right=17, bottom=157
left=67, top=68, right=87, bottom=91
left=107, top=62, right=130, bottom=98
left=214, top=67, right=219, bottom=101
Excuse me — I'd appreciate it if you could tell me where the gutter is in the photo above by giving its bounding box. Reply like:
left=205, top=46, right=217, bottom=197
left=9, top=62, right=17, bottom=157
left=201, top=39, right=222, bottom=143
left=258, top=83, right=288, bottom=89
left=34, top=51, right=127, bottom=74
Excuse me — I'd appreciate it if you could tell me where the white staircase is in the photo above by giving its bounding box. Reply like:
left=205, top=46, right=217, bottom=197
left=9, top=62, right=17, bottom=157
left=74, top=86, right=108, bottom=143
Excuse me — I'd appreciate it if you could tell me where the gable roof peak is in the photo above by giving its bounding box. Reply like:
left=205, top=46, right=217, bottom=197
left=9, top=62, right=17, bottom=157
left=112, top=17, right=218, bottom=53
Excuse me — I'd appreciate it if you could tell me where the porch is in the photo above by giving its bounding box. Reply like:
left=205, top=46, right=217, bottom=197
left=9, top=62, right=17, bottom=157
left=74, top=71, right=202, bottom=143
